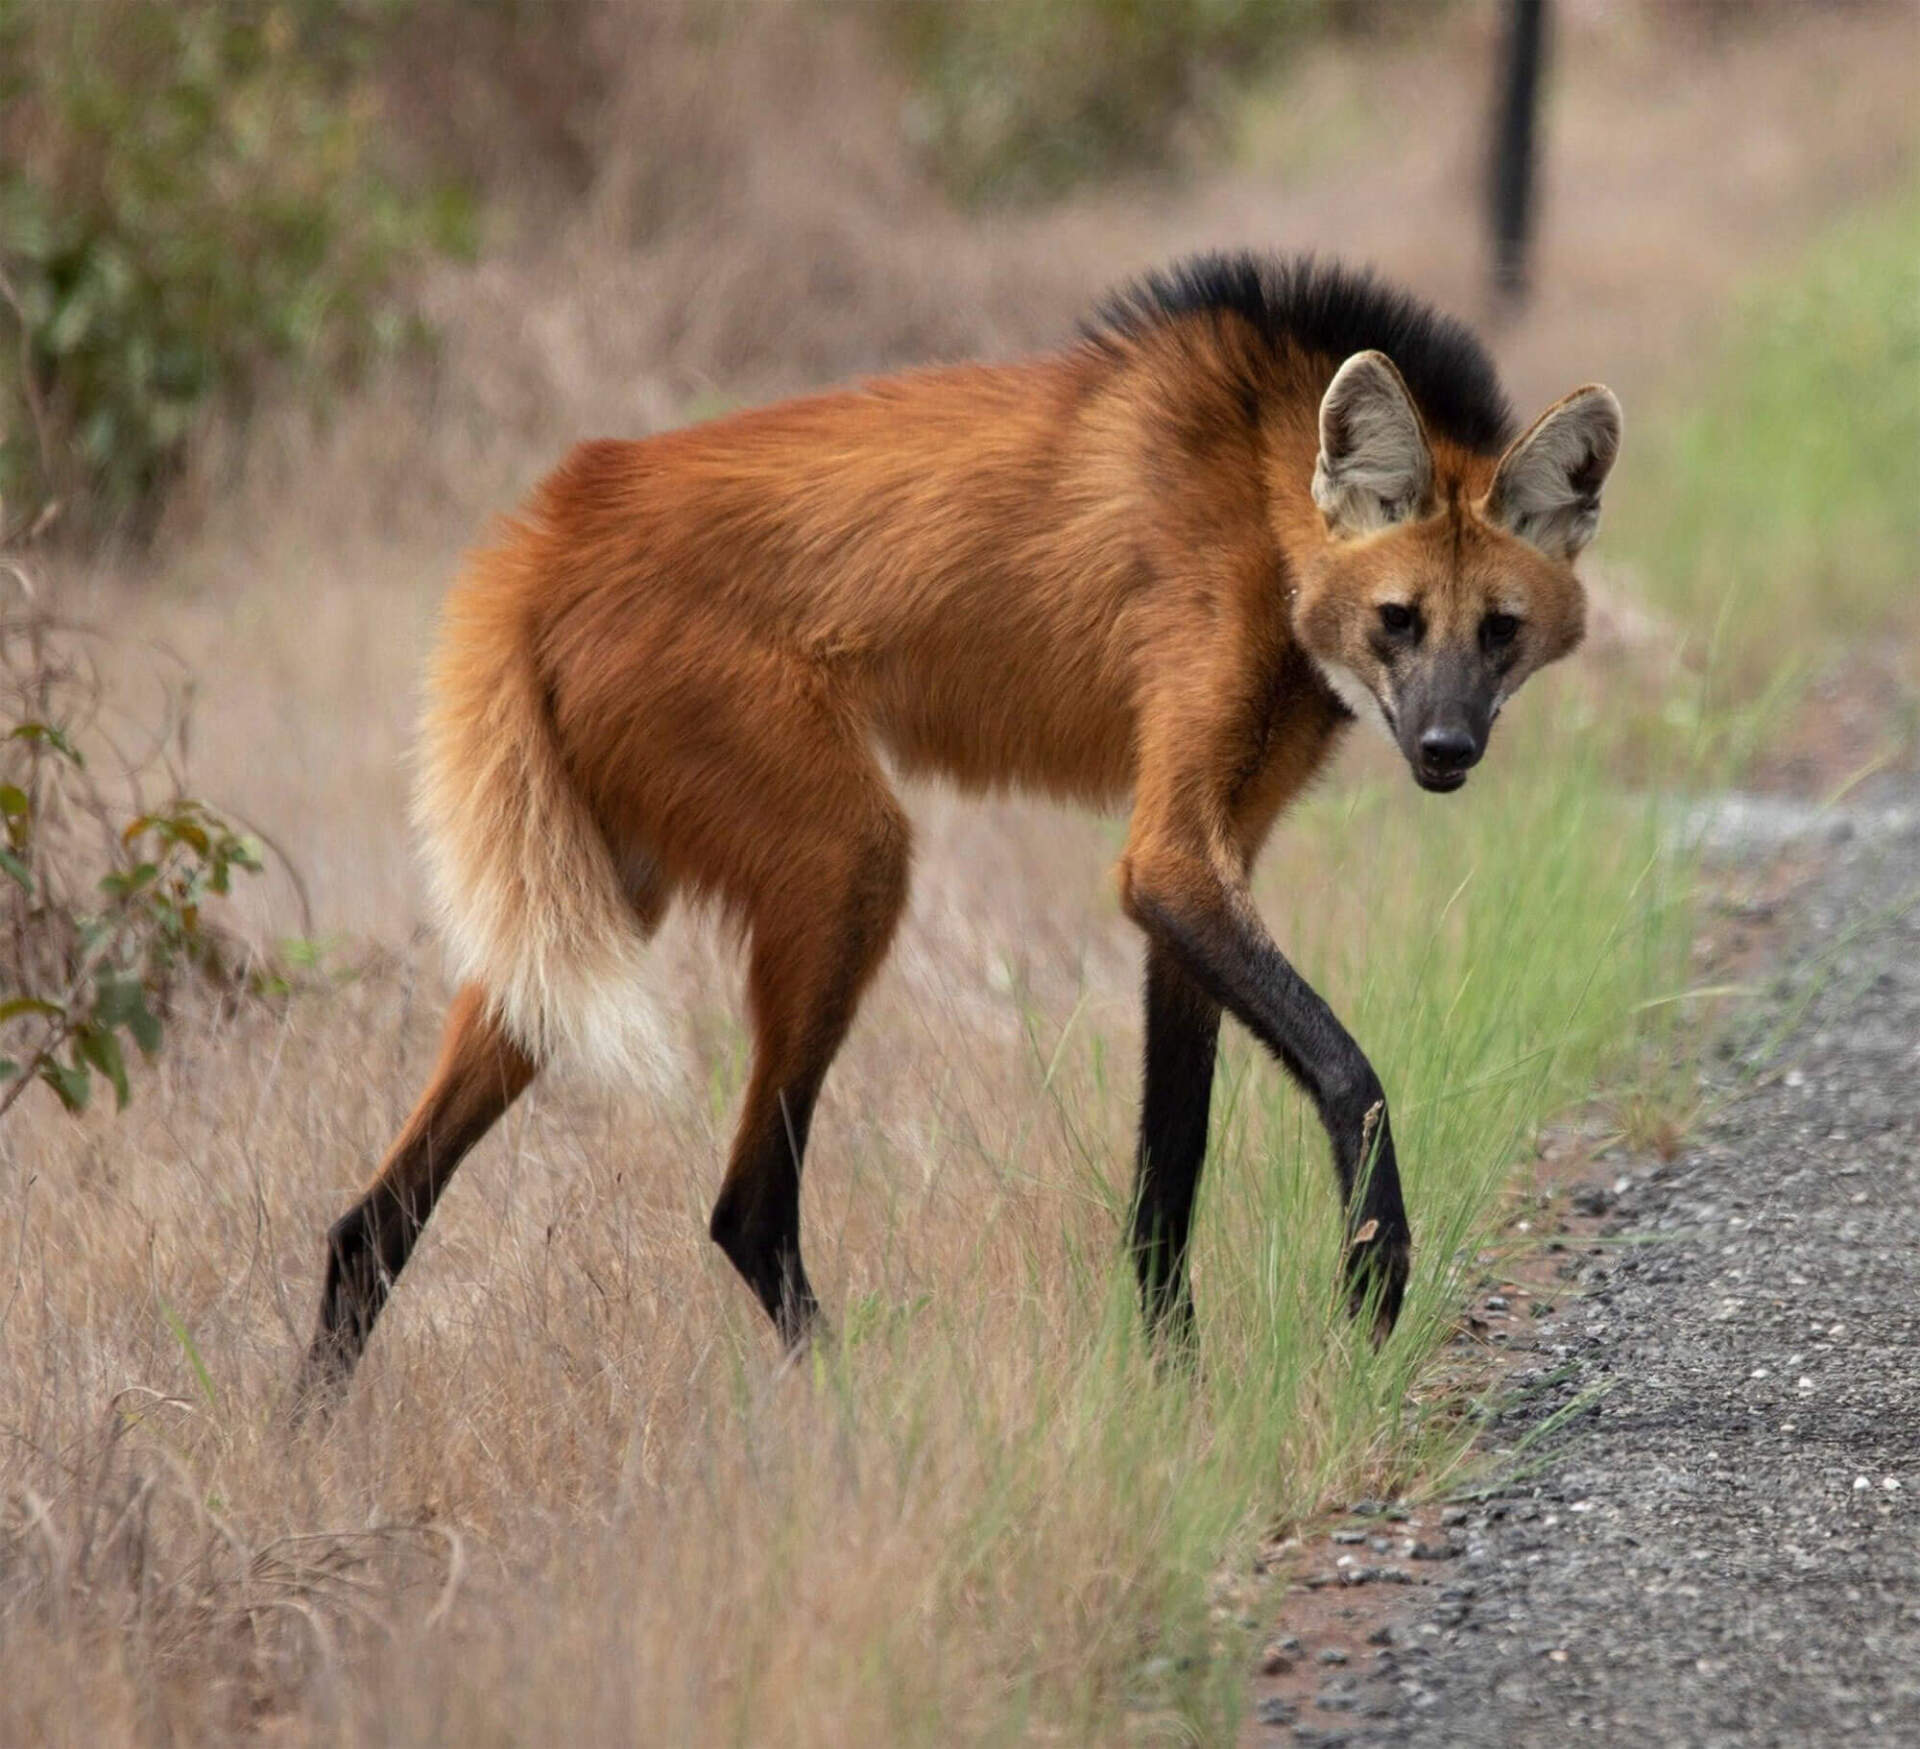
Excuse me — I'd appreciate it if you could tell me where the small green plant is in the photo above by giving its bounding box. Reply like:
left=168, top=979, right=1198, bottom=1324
left=0, top=552, right=267, bottom=1119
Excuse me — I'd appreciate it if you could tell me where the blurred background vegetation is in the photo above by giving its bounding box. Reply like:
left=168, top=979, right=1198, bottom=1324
left=0, top=0, right=1438, bottom=540
left=890, top=0, right=1321, bottom=202
left=0, top=0, right=483, bottom=535
left=1612, top=188, right=1920, bottom=696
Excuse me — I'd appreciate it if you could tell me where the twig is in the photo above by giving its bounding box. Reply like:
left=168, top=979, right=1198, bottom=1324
left=0, top=262, right=55, bottom=515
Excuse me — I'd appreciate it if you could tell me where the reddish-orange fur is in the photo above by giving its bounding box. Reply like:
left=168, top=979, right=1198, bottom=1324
left=299, top=259, right=1617, bottom=1396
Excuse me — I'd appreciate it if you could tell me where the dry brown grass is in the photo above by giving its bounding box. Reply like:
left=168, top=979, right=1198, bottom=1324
left=1, top=743, right=1682, bottom=1745
left=0, top=958, right=1149, bottom=1743
left=3, top=8, right=1916, bottom=1744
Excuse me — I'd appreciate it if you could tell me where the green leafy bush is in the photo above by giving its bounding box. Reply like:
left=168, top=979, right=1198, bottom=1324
left=0, top=0, right=467, bottom=536
left=0, top=561, right=267, bottom=1119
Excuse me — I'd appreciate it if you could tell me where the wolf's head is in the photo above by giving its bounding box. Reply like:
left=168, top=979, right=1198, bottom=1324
left=1293, top=351, right=1621, bottom=792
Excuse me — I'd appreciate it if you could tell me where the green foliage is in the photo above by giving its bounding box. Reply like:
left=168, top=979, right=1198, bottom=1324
left=885, top=0, right=1330, bottom=203
left=0, top=0, right=471, bottom=536
left=0, top=600, right=266, bottom=1121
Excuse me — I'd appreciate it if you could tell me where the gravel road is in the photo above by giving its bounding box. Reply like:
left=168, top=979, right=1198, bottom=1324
left=1283, top=778, right=1920, bottom=1748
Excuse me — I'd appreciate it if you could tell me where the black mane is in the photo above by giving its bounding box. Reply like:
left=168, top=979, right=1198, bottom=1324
left=1087, top=252, right=1516, bottom=455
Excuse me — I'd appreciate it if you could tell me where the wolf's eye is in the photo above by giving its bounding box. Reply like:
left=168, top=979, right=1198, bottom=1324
left=1482, top=611, right=1521, bottom=649
left=1378, top=602, right=1417, bottom=637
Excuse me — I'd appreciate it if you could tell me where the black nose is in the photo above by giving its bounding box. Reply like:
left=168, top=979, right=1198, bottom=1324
left=1418, top=725, right=1480, bottom=774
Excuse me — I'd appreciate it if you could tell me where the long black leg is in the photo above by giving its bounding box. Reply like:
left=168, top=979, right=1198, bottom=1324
left=293, top=984, right=536, bottom=1416
left=709, top=1078, right=826, bottom=1347
left=706, top=797, right=911, bottom=1350
left=1130, top=941, right=1221, bottom=1349
left=1128, top=880, right=1411, bottom=1340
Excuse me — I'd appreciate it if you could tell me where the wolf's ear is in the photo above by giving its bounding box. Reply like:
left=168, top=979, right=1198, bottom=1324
left=1486, top=386, right=1622, bottom=561
left=1312, top=351, right=1434, bottom=536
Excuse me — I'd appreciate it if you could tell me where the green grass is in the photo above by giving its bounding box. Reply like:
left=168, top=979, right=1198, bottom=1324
left=917, top=177, right=1920, bottom=1739
left=1609, top=180, right=1920, bottom=704
left=994, top=746, right=1686, bottom=1738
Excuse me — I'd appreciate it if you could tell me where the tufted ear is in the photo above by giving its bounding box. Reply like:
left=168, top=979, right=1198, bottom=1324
left=1312, top=351, right=1434, bottom=536
left=1486, top=385, right=1622, bottom=560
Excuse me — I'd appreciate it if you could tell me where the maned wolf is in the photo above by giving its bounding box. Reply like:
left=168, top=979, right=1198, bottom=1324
left=296, top=253, right=1620, bottom=1406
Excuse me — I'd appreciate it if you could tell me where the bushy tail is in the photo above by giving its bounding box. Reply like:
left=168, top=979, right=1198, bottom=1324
left=412, top=531, right=671, bottom=1086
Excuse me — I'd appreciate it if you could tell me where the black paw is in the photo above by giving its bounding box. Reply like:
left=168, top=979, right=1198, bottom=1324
left=1344, top=1216, right=1411, bottom=1345
left=286, top=1205, right=386, bottom=1423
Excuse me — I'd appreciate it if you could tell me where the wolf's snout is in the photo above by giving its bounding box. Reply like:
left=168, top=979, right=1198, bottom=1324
left=1412, top=719, right=1482, bottom=791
